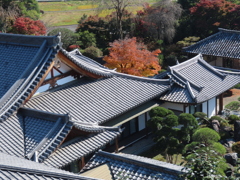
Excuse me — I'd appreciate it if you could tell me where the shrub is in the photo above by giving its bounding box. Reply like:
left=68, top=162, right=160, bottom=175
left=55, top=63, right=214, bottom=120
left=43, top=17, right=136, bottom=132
left=165, top=114, right=178, bottom=127
left=238, top=97, right=240, bottom=101
left=225, top=101, right=240, bottom=111
left=209, top=115, right=227, bottom=123
left=232, top=141, right=240, bottom=154
left=82, top=46, right=103, bottom=59
left=192, top=128, right=220, bottom=145
left=233, top=83, right=240, bottom=89
left=149, top=107, right=169, bottom=118
left=228, top=115, right=240, bottom=124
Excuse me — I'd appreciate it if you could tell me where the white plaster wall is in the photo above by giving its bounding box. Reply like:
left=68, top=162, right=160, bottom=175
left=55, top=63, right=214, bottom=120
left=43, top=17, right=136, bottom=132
left=216, top=57, right=223, bottom=67
left=202, top=101, right=208, bottom=115
left=185, top=106, right=189, bottom=114
left=138, top=114, right=146, bottom=131
left=161, top=102, right=184, bottom=111
left=35, top=61, right=74, bottom=94
left=208, top=97, right=216, bottom=117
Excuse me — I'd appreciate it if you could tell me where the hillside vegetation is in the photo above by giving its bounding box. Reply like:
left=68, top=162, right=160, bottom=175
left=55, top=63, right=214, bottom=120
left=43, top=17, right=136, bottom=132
left=39, top=0, right=156, bottom=26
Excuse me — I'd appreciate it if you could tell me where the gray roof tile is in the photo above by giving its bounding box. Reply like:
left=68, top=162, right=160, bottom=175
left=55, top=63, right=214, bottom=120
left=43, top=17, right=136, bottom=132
left=25, top=76, right=170, bottom=124
left=43, top=129, right=121, bottom=168
left=183, top=28, right=240, bottom=59
left=0, top=33, right=61, bottom=122
left=60, top=49, right=113, bottom=77
left=0, top=108, right=73, bottom=163
left=0, top=152, right=97, bottom=180
left=160, top=54, right=240, bottom=103
left=81, top=151, right=182, bottom=180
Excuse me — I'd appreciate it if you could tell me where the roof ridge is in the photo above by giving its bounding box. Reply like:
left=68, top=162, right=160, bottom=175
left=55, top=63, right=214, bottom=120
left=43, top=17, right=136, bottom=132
left=0, top=33, right=61, bottom=47
left=0, top=45, right=59, bottom=122
left=197, top=55, right=227, bottom=79
left=218, top=28, right=240, bottom=34
left=60, top=49, right=113, bottom=77
left=0, top=164, right=92, bottom=179
left=112, top=71, right=170, bottom=84
left=72, top=120, right=122, bottom=133
left=97, top=151, right=183, bottom=174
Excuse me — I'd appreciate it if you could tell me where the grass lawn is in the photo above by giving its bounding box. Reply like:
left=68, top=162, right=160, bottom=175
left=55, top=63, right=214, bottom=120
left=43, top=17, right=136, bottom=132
left=140, top=145, right=184, bottom=165
left=39, top=0, right=156, bottom=26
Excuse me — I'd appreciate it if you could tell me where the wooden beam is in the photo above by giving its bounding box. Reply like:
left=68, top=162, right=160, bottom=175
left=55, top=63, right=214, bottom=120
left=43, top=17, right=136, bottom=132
left=24, top=61, right=55, bottom=104
left=115, top=137, right=119, bottom=153
left=53, top=66, right=63, bottom=74
left=41, top=70, right=77, bottom=86
left=219, top=93, right=224, bottom=114
left=57, top=51, right=103, bottom=79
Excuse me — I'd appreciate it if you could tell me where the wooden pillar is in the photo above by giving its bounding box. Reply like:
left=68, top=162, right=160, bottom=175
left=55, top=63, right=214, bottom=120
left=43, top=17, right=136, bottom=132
left=115, top=137, right=119, bottom=153
left=219, top=93, right=224, bottom=114
left=145, top=113, right=148, bottom=137
left=80, top=156, right=85, bottom=170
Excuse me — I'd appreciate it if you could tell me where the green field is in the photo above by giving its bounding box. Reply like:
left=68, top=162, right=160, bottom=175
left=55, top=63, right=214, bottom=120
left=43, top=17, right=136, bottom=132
left=39, top=1, right=155, bottom=26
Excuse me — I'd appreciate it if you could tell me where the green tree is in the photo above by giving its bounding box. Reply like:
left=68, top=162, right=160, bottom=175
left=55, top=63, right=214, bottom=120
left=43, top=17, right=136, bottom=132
left=178, top=113, right=199, bottom=143
left=82, top=46, right=103, bottom=59
left=148, top=107, right=181, bottom=163
left=192, top=128, right=220, bottom=146
left=17, top=0, right=40, bottom=20
left=181, top=144, right=227, bottom=179
left=48, top=28, right=77, bottom=49
left=76, top=10, right=133, bottom=49
left=91, top=0, right=143, bottom=39
left=77, top=30, right=96, bottom=49
left=0, top=4, right=20, bottom=32
left=183, top=128, right=228, bottom=178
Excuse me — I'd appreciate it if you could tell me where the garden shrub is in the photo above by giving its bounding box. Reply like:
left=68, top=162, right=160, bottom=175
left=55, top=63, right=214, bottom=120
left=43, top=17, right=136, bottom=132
left=209, top=115, right=227, bottom=123
left=82, top=46, right=103, bottom=59
left=232, top=141, right=240, bottom=154
left=192, top=127, right=220, bottom=145
left=238, top=97, right=240, bottom=101
left=225, top=101, right=240, bottom=111
left=233, top=83, right=240, bottom=89
left=228, top=115, right=240, bottom=124
left=149, top=107, right=169, bottom=117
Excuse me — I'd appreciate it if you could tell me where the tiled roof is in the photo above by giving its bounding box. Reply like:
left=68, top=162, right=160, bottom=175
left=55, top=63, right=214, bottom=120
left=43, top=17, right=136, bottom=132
left=0, top=114, right=25, bottom=157
left=25, top=76, right=170, bottom=124
left=160, top=54, right=240, bottom=103
left=81, top=151, right=183, bottom=180
left=0, top=33, right=61, bottom=122
left=43, top=128, right=122, bottom=168
left=183, top=28, right=240, bottom=59
left=60, top=49, right=113, bottom=78
left=73, top=121, right=121, bottom=133
left=0, top=108, right=72, bottom=163
left=0, top=152, right=97, bottom=180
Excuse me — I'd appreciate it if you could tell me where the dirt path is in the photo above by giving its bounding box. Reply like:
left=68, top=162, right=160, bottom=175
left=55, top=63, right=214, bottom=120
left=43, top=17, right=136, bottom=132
left=223, top=89, right=240, bottom=107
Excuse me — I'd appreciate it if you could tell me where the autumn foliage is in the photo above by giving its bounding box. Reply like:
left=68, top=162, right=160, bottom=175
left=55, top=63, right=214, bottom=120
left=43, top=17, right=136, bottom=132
left=12, top=17, right=46, bottom=35
left=103, top=37, right=161, bottom=77
left=189, top=0, right=240, bottom=37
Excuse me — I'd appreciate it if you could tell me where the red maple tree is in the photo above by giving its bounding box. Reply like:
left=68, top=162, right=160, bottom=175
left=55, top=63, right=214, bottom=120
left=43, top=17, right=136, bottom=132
left=189, top=0, right=240, bottom=37
left=12, top=17, right=46, bottom=35
left=103, top=37, right=161, bottom=77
